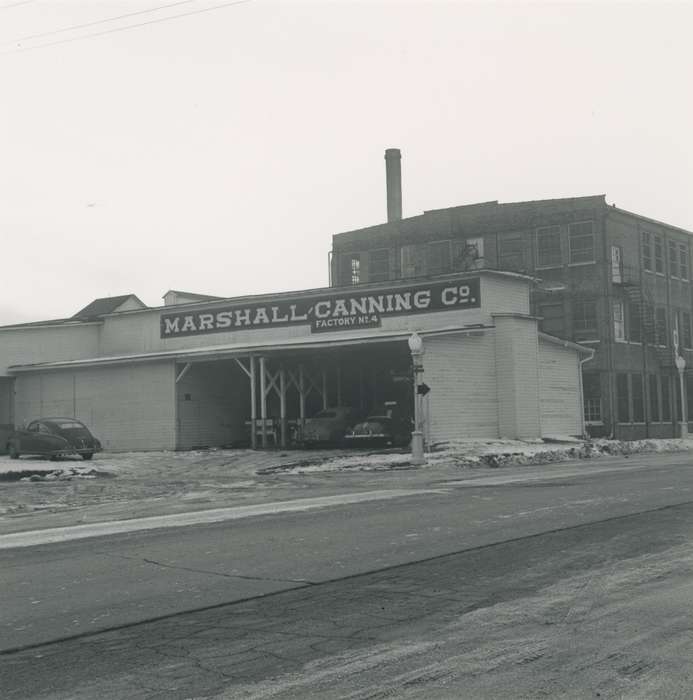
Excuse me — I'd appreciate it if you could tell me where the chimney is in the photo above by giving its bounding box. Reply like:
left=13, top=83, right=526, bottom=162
left=384, top=148, right=402, bottom=222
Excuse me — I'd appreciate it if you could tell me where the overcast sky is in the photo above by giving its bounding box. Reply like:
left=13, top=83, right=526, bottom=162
left=1, top=0, right=691, bottom=324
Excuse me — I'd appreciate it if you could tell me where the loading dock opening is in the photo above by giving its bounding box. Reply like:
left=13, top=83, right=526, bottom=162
left=174, top=342, right=414, bottom=450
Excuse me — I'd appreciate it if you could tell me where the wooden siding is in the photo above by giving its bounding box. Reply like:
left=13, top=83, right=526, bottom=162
left=13, top=361, right=176, bottom=451
left=538, top=338, right=582, bottom=437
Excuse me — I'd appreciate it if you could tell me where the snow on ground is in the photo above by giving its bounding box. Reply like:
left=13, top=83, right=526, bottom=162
left=1, top=437, right=692, bottom=523
left=257, top=437, right=693, bottom=474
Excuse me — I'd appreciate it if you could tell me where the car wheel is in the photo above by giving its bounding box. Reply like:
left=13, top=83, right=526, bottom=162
left=82, top=452, right=94, bottom=461
left=8, top=443, right=19, bottom=459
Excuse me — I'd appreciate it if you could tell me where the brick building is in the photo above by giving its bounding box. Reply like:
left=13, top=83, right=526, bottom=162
left=330, top=149, right=693, bottom=439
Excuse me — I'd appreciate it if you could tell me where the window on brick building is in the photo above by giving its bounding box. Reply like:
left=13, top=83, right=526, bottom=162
left=628, top=299, right=642, bottom=342
left=679, top=243, right=689, bottom=280
left=583, top=373, right=602, bottom=423
left=400, top=244, right=426, bottom=278
left=669, top=240, right=679, bottom=278
left=568, top=221, right=595, bottom=264
left=538, top=301, right=565, bottom=337
left=631, top=374, right=644, bottom=422
left=643, top=304, right=656, bottom=344
left=616, top=373, right=630, bottom=422
left=655, top=307, right=668, bottom=346
left=573, top=299, right=598, bottom=339
left=536, top=226, right=561, bottom=268
left=661, top=375, right=671, bottom=421
left=369, top=249, right=389, bottom=282
left=686, top=374, right=693, bottom=420
left=613, top=301, right=625, bottom=341
left=453, top=238, right=484, bottom=271
left=654, top=234, right=664, bottom=274
left=427, top=240, right=452, bottom=276
left=498, top=235, right=525, bottom=271
left=682, top=311, right=692, bottom=348
left=649, top=374, right=660, bottom=422
left=350, top=255, right=361, bottom=285
left=641, top=232, right=653, bottom=272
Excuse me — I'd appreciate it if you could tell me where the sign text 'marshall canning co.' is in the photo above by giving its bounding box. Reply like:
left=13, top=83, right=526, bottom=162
left=160, top=278, right=481, bottom=338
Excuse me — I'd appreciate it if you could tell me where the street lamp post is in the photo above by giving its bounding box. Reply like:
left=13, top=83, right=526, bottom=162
left=408, top=332, right=426, bottom=465
left=673, top=326, right=688, bottom=439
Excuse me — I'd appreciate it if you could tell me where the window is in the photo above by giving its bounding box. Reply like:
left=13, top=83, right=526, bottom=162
left=669, top=241, right=679, bottom=278
left=616, top=373, right=629, bottom=422
left=654, top=234, right=664, bottom=274
left=679, top=243, right=689, bottom=280
left=400, top=244, right=425, bottom=277
left=538, top=301, right=565, bottom=337
left=661, top=375, right=671, bottom=421
left=498, top=236, right=525, bottom=271
left=611, top=245, right=623, bottom=283
left=631, top=374, right=644, bottom=423
left=613, top=301, right=625, bottom=341
left=427, top=241, right=451, bottom=276
left=583, top=373, right=602, bottom=423
left=350, top=255, right=361, bottom=285
left=682, top=311, right=692, bottom=348
left=655, top=307, right=668, bottom=346
left=649, top=374, right=660, bottom=422
left=568, top=221, right=595, bottom=264
left=369, top=249, right=389, bottom=282
left=453, top=238, right=484, bottom=271
left=641, top=232, right=653, bottom=272
left=644, top=304, right=656, bottom=344
left=536, top=226, right=561, bottom=268
left=573, top=300, right=598, bottom=338
left=628, top=300, right=642, bottom=343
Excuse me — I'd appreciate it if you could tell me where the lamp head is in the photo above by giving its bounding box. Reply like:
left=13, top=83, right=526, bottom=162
left=408, top=331, right=423, bottom=355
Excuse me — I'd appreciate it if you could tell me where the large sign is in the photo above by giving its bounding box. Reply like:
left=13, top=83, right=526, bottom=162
left=160, top=277, right=481, bottom=338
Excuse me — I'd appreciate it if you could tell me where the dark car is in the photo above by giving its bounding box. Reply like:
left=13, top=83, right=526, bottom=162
left=7, top=418, right=102, bottom=461
left=301, top=406, right=355, bottom=446
left=344, top=403, right=412, bottom=447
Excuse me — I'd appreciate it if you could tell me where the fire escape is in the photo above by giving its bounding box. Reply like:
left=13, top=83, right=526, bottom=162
left=612, top=263, right=672, bottom=368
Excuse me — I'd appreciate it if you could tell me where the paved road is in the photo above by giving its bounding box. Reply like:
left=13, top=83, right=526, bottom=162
left=3, top=453, right=693, bottom=698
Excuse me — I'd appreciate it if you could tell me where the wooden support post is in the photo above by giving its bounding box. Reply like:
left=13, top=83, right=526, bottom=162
left=372, top=366, right=377, bottom=411
left=250, top=356, right=257, bottom=449
left=259, top=356, right=267, bottom=448
left=280, top=364, right=287, bottom=448
left=322, top=367, right=328, bottom=410
left=336, top=362, right=342, bottom=407
left=299, top=364, right=306, bottom=438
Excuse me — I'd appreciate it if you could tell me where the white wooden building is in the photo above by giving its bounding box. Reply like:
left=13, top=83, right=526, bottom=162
left=0, top=270, right=590, bottom=452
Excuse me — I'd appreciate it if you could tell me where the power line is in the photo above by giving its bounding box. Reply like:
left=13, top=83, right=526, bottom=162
left=4, top=0, right=253, bottom=53
left=5, top=0, right=198, bottom=45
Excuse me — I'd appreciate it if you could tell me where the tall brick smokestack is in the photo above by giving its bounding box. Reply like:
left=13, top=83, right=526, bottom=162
left=385, top=148, right=402, bottom=222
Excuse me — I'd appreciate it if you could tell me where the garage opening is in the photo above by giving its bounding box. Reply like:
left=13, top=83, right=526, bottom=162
left=174, top=341, right=414, bottom=450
